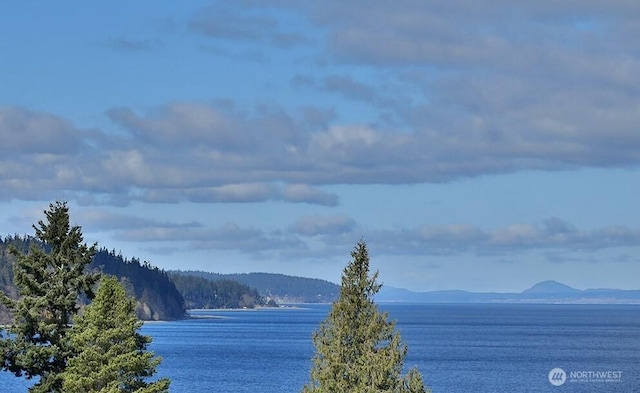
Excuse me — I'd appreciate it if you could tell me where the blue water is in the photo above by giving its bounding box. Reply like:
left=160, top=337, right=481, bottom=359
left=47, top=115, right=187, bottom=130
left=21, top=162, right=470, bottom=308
left=1, top=304, right=639, bottom=392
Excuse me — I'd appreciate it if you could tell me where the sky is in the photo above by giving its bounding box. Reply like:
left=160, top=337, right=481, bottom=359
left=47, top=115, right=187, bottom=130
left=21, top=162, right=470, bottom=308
left=1, top=1, right=639, bottom=292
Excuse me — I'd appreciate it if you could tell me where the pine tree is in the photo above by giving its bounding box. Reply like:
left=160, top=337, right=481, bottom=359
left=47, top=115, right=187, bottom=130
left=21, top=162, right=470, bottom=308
left=0, top=201, right=100, bottom=392
left=303, top=241, right=429, bottom=393
left=61, top=276, right=170, bottom=393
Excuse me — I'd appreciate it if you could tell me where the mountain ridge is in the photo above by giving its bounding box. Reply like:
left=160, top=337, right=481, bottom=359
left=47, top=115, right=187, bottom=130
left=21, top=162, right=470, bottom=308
left=521, top=280, right=581, bottom=294
left=377, top=280, right=640, bottom=304
left=168, top=271, right=639, bottom=305
left=169, top=270, right=340, bottom=303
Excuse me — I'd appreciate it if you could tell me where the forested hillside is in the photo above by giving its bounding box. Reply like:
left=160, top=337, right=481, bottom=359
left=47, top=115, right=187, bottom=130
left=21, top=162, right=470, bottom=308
left=1, top=235, right=285, bottom=320
left=2, top=234, right=339, bottom=323
left=171, top=271, right=340, bottom=303
left=90, top=248, right=186, bottom=320
left=169, top=274, right=271, bottom=309
left=0, top=236, right=186, bottom=321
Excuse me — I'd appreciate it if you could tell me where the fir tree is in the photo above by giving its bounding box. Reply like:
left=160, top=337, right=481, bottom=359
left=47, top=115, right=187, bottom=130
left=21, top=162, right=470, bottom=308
left=0, top=201, right=100, bottom=392
left=61, top=276, right=170, bottom=393
left=303, top=241, right=429, bottom=393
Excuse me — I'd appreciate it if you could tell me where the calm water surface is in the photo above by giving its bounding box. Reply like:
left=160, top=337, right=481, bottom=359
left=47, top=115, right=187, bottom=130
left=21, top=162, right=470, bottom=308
left=0, top=303, right=638, bottom=392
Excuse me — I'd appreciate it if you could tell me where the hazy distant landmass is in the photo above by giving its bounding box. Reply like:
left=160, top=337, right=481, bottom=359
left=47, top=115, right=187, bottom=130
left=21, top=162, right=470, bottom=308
left=170, top=270, right=340, bottom=303
left=168, top=272, right=640, bottom=305
left=376, top=280, right=640, bottom=304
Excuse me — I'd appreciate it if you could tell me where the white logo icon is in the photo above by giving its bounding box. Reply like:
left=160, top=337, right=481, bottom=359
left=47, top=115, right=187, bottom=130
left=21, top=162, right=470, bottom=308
left=549, top=368, right=567, bottom=386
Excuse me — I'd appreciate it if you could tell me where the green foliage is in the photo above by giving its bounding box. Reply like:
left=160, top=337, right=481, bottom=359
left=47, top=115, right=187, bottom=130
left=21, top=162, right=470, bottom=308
left=0, top=235, right=35, bottom=322
left=0, top=201, right=100, bottom=392
left=303, top=241, right=429, bottom=393
left=169, top=273, right=265, bottom=309
left=0, top=242, right=187, bottom=323
left=171, top=270, right=340, bottom=303
left=91, top=249, right=185, bottom=320
left=61, top=276, right=170, bottom=393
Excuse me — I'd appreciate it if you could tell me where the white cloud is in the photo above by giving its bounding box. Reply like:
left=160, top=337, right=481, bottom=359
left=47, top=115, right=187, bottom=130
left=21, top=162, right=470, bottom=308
left=76, top=208, right=202, bottom=232
left=184, top=184, right=275, bottom=203
left=24, top=202, right=638, bottom=264
left=113, top=220, right=306, bottom=258
left=0, top=107, right=84, bottom=155
left=365, top=218, right=640, bottom=257
left=282, top=184, right=338, bottom=206
left=290, top=214, right=356, bottom=236
left=3, top=2, right=640, bottom=206
left=4, top=96, right=640, bottom=205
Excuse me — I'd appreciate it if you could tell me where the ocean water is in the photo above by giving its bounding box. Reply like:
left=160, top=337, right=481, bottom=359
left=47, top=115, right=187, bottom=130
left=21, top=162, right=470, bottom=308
left=0, top=303, right=638, bottom=392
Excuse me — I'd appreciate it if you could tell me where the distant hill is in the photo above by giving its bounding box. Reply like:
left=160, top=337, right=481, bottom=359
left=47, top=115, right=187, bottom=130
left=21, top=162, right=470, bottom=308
left=377, top=281, right=640, bottom=304
left=170, top=270, right=340, bottom=303
left=522, top=280, right=581, bottom=294
left=168, top=273, right=270, bottom=309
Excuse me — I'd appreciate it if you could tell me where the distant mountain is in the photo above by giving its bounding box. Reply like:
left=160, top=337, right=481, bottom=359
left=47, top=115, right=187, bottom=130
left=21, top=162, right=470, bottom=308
left=170, top=270, right=340, bottom=303
left=522, top=280, right=580, bottom=294
left=377, top=281, right=640, bottom=304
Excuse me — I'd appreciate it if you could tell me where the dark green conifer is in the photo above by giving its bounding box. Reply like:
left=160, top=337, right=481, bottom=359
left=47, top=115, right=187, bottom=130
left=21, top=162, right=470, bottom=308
left=303, top=241, right=429, bottom=393
left=0, top=201, right=100, bottom=392
left=61, top=276, right=169, bottom=393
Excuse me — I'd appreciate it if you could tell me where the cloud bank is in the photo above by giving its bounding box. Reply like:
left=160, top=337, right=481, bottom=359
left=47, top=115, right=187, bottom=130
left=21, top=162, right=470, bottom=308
left=74, top=209, right=640, bottom=261
left=2, top=2, right=640, bottom=207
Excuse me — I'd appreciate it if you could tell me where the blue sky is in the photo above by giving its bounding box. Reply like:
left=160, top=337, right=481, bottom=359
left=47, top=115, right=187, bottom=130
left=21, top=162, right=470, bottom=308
left=1, top=1, right=639, bottom=292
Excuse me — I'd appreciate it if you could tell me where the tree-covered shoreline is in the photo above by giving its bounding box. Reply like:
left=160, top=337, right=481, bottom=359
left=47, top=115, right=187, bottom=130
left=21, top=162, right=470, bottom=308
left=170, top=270, right=340, bottom=304
left=169, top=273, right=270, bottom=310
left=1, top=239, right=289, bottom=322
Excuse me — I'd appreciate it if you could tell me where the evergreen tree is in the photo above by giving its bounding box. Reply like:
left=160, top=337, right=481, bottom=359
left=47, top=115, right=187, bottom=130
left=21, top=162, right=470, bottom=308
left=0, top=201, right=100, bottom=392
left=303, top=241, right=429, bottom=393
left=61, top=276, right=170, bottom=393
left=91, top=249, right=186, bottom=320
